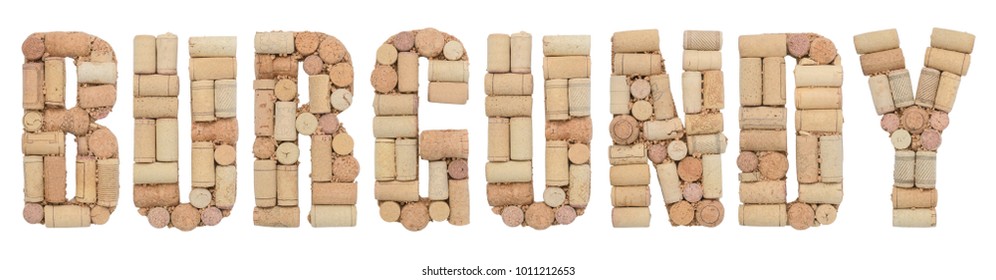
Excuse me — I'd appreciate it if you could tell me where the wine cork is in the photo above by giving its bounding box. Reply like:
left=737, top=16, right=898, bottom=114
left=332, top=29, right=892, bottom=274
left=668, top=200, right=696, bottom=226
left=485, top=161, right=532, bottom=183
left=902, top=107, right=928, bottom=133
left=543, top=35, right=590, bottom=56
left=303, top=55, right=324, bottom=75
left=215, top=165, right=236, bottom=209
left=677, top=157, right=703, bottom=182
left=893, top=209, right=936, bottom=227
left=380, top=201, right=402, bottom=222
left=395, top=139, right=419, bottom=181
left=610, top=164, right=650, bottom=186
left=555, top=205, right=577, bottom=225
left=613, top=29, right=659, bottom=53
left=796, top=135, right=818, bottom=183
left=372, top=116, right=418, bottom=138
left=89, top=128, right=119, bottom=160
left=191, top=142, right=215, bottom=187
left=859, top=48, right=905, bottom=75
left=930, top=111, right=949, bottom=131
left=22, top=34, right=45, bottom=61
left=543, top=56, right=591, bottom=80
left=485, top=73, right=533, bottom=96
left=738, top=151, right=759, bottom=173
left=133, top=162, right=178, bottom=184
left=43, top=58, right=66, bottom=106
left=371, top=65, right=398, bottom=94
left=329, top=63, right=353, bottom=88
left=312, top=182, right=358, bottom=205
left=201, top=206, right=223, bottom=226
left=739, top=34, right=787, bottom=58
left=96, top=158, right=119, bottom=207
left=428, top=60, right=469, bottom=83
left=448, top=179, right=470, bottom=226
left=666, top=141, right=687, bottom=162
left=190, top=118, right=238, bottom=144
left=545, top=79, right=569, bottom=120
left=23, top=63, right=44, bottom=110
left=814, top=204, right=837, bottom=225
left=568, top=143, right=590, bottom=164
left=924, top=47, right=970, bottom=76
left=643, top=118, right=683, bottom=141
left=376, top=43, right=399, bottom=66
left=740, top=107, right=786, bottom=130
left=154, top=118, right=178, bottom=162
left=611, top=185, right=650, bottom=207
left=42, top=32, right=91, bottom=58
left=787, top=202, right=815, bottom=230
left=274, top=79, right=297, bottom=101
left=609, top=75, right=629, bottom=115
left=545, top=117, right=592, bottom=143
left=893, top=187, right=937, bottom=208
left=794, top=65, right=843, bottom=87
left=24, top=156, right=44, bottom=203
left=915, top=151, right=936, bottom=188
left=702, top=70, right=724, bottom=109
left=510, top=32, right=532, bottom=73
left=633, top=78, right=654, bottom=99
left=631, top=101, right=653, bottom=121
left=683, top=50, right=722, bottom=71
left=819, top=135, right=843, bottom=183
left=799, top=183, right=843, bottom=204
left=509, top=117, right=532, bottom=161
left=651, top=143, right=669, bottom=165
left=854, top=29, right=900, bottom=54
left=333, top=155, right=360, bottom=182
left=611, top=53, right=662, bottom=76
left=44, top=205, right=90, bottom=228
left=546, top=141, right=569, bottom=187
left=609, top=143, right=647, bottom=165
left=374, top=180, right=419, bottom=201
left=446, top=159, right=468, bottom=180
left=701, top=154, right=722, bottom=199
left=428, top=161, right=449, bottom=200
left=79, top=85, right=117, bottom=109
left=524, top=202, right=554, bottom=230
left=309, top=205, right=356, bottom=227
left=740, top=58, right=763, bottom=106
left=696, top=200, right=725, bottom=227
left=256, top=55, right=275, bottom=79
left=894, top=150, right=915, bottom=188
left=487, top=183, right=534, bottom=206
left=188, top=80, right=214, bottom=122
left=332, top=133, right=354, bottom=156
left=486, top=96, right=533, bottom=117
left=687, top=133, right=728, bottom=154
left=419, top=130, right=469, bottom=160
left=295, top=112, right=319, bottom=136
left=881, top=114, right=901, bottom=133
left=189, top=188, right=212, bottom=209
left=569, top=164, right=591, bottom=208
left=304, top=75, right=332, bottom=114
left=414, top=28, right=445, bottom=57
left=739, top=204, right=787, bottom=226
left=868, top=74, right=896, bottom=115
left=307, top=135, right=333, bottom=182
left=489, top=118, right=510, bottom=162
left=795, top=87, right=841, bottom=109
left=254, top=160, right=277, bottom=207
left=397, top=52, right=419, bottom=93
left=612, top=207, right=650, bottom=228
left=758, top=152, right=789, bottom=180
left=189, top=36, right=237, bottom=57
left=76, top=159, right=98, bottom=203
left=254, top=32, right=294, bottom=54
left=134, top=35, right=157, bottom=74
left=931, top=28, right=975, bottom=53
left=254, top=89, right=275, bottom=137
left=740, top=130, right=787, bottom=152
left=683, top=71, right=703, bottom=114
left=373, top=94, right=418, bottom=116
left=888, top=69, right=914, bottom=108
left=133, top=119, right=156, bottom=163
left=318, top=34, right=347, bottom=64
left=934, top=71, right=960, bottom=112
left=656, top=162, right=682, bottom=204
left=685, top=113, right=723, bottom=135
left=795, top=110, right=843, bottom=133
left=487, top=34, right=510, bottom=73
left=428, top=82, right=468, bottom=104
left=190, top=57, right=237, bottom=80
left=762, top=57, right=786, bottom=106
left=568, top=78, right=590, bottom=117
left=156, top=33, right=178, bottom=75
left=276, top=164, right=298, bottom=206
left=684, top=30, right=722, bottom=51
left=253, top=206, right=300, bottom=227
left=915, top=68, right=941, bottom=108
left=374, top=139, right=396, bottom=181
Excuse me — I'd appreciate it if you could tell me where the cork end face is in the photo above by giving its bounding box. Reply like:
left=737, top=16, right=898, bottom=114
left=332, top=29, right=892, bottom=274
left=501, top=206, right=524, bottom=227
left=668, top=201, right=695, bottom=226
left=525, top=203, right=554, bottom=230
left=399, top=202, right=429, bottom=232
left=787, top=203, right=815, bottom=230
left=22, top=34, right=45, bottom=61
left=147, top=207, right=170, bottom=229
left=23, top=203, right=44, bottom=224
left=90, top=206, right=111, bottom=225
left=171, top=204, right=200, bottom=232
left=696, top=200, right=725, bottom=227
left=201, top=207, right=223, bottom=226
left=554, top=205, right=577, bottom=225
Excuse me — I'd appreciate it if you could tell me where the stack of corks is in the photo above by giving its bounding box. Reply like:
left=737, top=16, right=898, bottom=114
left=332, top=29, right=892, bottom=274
left=373, top=28, right=470, bottom=231
left=132, top=34, right=237, bottom=231
left=22, top=32, right=120, bottom=227
left=253, top=31, right=358, bottom=228
left=609, top=30, right=727, bottom=227
left=737, top=33, right=843, bottom=230
left=853, top=28, right=974, bottom=227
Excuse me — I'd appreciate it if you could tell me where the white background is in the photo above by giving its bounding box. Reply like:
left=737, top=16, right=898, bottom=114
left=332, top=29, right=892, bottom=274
left=2, top=0, right=992, bottom=278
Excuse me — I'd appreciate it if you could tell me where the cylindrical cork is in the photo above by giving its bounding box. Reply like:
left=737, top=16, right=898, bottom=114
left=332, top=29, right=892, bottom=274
left=133, top=184, right=180, bottom=208
left=915, top=151, right=936, bottom=188
left=276, top=164, right=299, bottom=206
left=44, top=205, right=91, bottom=228
left=682, top=71, right=704, bottom=114
left=309, top=205, right=356, bottom=227
left=739, top=204, right=787, bottom=226
left=819, top=135, right=843, bottom=183
left=796, top=135, right=819, bottom=183
left=687, top=133, right=728, bottom=155
left=485, top=161, right=532, bottom=183
left=134, top=119, right=157, bottom=163
left=868, top=74, right=896, bottom=115
left=740, top=57, right=763, bottom=106
left=483, top=96, right=532, bottom=118
left=655, top=162, right=682, bottom=204
left=934, top=71, right=961, bottom=113
left=485, top=73, right=533, bottom=96
left=611, top=185, right=650, bottom=207
left=569, top=164, right=591, bottom=207
left=448, top=179, right=470, bottom=226
left=215, top=165, right=236, bottom=209
left=43, top=157, right=67, bottom=202
left=685, top=113, right=723, bottom=135
left=795, top=65, right=843, bottom=87
left=509, top=117, right=532, bottom=161
left=738, top=34, right=787, bottom=58
left=609, top=75, right=629, bottom=115
left=374, top=180, right=419, bottom=201
left=542, top=35, right=591, bottom=56
left=795, top=87, right=842, bottom=109
left=798, top=183, right=843, bottom=204
left=931, top=28, right=975, bottom=54
left=312, top=182, right=357, bottom=205
left=419, top=130, right=469, bottom=160
left=191, top=142, right=215, bottom=188
left=545, top=56, right=592, bottom=80
left=613, top=29, right=660, bottom=53
left=190, top=80, right=216, bottom=122
left=22, top=132, right=65, bottom=156
left=43, top=58, right=66, bottom=106
left=740, top=130, right=787, bottom=152
left=273, top=102, right=297, bottom=141
left=214, top=79, right=237, bottom=118
left=310, top=135, right=333, bottom=182
left=428, top=161, right=449, bottom=200
left=854, top=29, right=900, bottom=54
left=395, top=139, right=418, bottom=181
left=612, top=207, right=650, bottom=228
left=701, top=154, right=722, bottom=199
left=76, top=158, right=97, bottom=203
left=487, top=34, right=511, bottom=73
left=925, top=47, right=970, bottom=76
left=189, top=36, right=237, bottom=57
left=96, top=159, right=119, bottom=207
left=702, top=70, right=724, bottom=109
left=544, top=79, right=569, bottom=120
left=255, top=32, right=295, bottom=55
left=254, top=89, right=275, bottom=137
left=253, top=206, right=300, bottom=227
left=372, top=116, right=419, bottom=138
left=610, top=164, right=651, bottom=186
left=43, top=32, right=92, bottom=58
left=893, top=187, right=938, bottom=209
left=546, top=117, right=592, bottom=143
left=428, top=60, right=469, bottom=83
left=762, top=57, right=786, bottom=106
left=859, top=48, right=905, bottom=75
left=642, top=118, right=684, bottom=141
left=133, top=162, right=178, bottom=184
left=795, top=110, right=843, bottom=133
left=79, top=85, right=117, bottom=109
left=487, top=183, right=534, bottom=206
left=489, top=118, right=510, bottom=162
left=894, top=150, right=915, bottom=188
left=134, top=35, right=157, bottom=74
left=684, top=30, right=722, bottom=51
left=893, top=209, right=936, bottom=227
left=155, top=118, right=178, bottom=162
left=24, top=156, right=44, bottom=203
left=546, top=141, right=570, bottom=186
left=510, top=32, right=532, bottom=73
left=156, top=33, right=178, bottom=75
left=888, top=69, right=914, bottom=108
left=739, top=181, right=787, bottom=204
left=397, top=52, right=419, bottom=93
left=23, top=63, right=45, bottom=110
left=611, top=53, right=662, bottom=76
left=915, top=68, right=941, bottom=108
left=190, top=57, right=237, bottom=80
left=306, top=75, right=331, bottom=114
left=683, top=50, right=722, bottom=71
left=609, top=143, right=647, bottom=165
left=254, top=160, right=277, bottom=207
left=373, top=94, right=418, bottom=116
left=375, top=139, right=397, bottom=181
left=740, top=107, right=786, bottom=130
